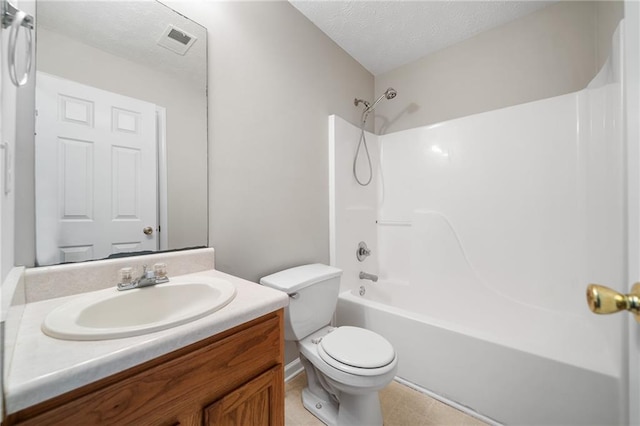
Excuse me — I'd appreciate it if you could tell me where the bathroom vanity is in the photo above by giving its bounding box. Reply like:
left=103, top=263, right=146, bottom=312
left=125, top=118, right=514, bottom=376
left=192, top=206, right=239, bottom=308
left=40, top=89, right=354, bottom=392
left=6, top=310, right=284, bottom=425
left=2, top=250, right=289, bottom=425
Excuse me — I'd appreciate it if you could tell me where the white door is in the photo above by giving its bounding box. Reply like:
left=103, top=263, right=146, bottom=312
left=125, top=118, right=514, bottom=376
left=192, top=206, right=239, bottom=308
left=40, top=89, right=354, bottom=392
left=35, top=72, right=158, bottom=265
left=589, top=6, right=640, bottom=424
left=625, top=2, right=640, bottom=423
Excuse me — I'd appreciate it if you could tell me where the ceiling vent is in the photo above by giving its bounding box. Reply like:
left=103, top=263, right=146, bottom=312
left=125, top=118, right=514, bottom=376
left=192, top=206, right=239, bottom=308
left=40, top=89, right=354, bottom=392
left=157, top=25, right=197, bottom=55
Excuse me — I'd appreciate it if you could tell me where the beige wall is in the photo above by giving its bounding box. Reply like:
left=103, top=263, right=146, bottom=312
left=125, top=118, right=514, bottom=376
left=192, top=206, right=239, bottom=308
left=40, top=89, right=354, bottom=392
left=36, top=28, right=208, bottom=251
left=374, top=1, right=624, bottom=134
left=166, top=1, right=373, bottom=365
left=596, top=1, right=626, bottom=67
left=169, top=1, right=374, bottom=283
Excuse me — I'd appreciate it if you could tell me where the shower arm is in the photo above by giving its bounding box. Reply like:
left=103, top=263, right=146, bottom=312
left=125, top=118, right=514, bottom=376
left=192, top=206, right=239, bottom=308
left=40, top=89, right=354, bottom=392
left=366, top=93, right=388, bottom=113
left=354, top=93, right=387, bottom=114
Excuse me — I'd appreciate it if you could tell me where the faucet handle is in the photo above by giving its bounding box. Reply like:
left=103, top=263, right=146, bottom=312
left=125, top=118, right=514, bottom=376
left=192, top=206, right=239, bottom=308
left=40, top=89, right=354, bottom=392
left=356, top=241, right=372, bottom=262
left=119, top=267, right=133, bottom=284
left=153, top=263, right=167, bottom=278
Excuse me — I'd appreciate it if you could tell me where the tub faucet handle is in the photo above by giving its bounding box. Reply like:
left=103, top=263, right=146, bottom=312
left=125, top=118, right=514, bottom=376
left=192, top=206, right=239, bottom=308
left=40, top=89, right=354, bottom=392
left=356, top=241, right=371, bottom=262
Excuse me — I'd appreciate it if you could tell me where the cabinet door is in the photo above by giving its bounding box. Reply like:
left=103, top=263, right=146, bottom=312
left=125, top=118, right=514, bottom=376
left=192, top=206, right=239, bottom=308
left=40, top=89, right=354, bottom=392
left=204, top=366, right=283, bottom=426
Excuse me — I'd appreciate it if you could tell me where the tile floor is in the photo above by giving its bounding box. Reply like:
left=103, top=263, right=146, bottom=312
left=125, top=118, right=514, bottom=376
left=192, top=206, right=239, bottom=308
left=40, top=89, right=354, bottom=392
left=285, top=372, right=489, bottom=426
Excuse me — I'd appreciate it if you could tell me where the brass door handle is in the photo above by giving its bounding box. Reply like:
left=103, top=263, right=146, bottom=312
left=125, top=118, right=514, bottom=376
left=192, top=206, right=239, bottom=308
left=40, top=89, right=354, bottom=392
left=586, top=283, right=640, bottom=321
left=143, top=226, right=153, bottom=235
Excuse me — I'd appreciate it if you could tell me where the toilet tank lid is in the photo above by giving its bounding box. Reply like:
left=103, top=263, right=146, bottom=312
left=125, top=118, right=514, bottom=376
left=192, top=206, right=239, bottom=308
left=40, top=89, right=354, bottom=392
left=259, top=263, right=342, bottom=293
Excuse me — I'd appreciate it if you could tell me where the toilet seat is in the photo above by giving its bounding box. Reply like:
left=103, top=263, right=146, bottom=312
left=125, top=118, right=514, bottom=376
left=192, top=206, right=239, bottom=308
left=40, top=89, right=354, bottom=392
left=317, top=326, right=396, bottom=376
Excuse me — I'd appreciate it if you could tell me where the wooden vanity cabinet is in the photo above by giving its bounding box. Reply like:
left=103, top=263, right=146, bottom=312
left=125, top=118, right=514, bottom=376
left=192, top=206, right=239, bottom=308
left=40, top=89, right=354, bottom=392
left=5, top=310, right=285, bottom=426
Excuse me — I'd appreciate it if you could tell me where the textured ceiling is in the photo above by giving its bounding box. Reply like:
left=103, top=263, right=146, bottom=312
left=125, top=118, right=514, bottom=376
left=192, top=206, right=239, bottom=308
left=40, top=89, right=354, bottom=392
left=37, top=1, right=207, bottom=88
left=290, top=1, right=556, bottom=75
left=37, top=1, right=555, bottom=84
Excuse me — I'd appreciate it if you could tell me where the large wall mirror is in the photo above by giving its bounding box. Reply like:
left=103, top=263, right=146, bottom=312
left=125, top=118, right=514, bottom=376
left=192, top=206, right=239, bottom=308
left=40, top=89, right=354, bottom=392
left=29, top=0, right=208, bottom=266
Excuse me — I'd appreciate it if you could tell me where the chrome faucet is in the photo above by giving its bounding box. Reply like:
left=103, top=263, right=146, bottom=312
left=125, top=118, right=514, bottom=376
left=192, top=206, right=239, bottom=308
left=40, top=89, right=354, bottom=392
left=359, top=271, right=378, bottom=282
left=117, top=264, right=169, bottom=291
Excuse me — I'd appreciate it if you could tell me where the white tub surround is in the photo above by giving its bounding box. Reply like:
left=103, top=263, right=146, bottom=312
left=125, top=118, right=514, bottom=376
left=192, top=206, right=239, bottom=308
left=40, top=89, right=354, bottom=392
left=3, top=267, right=288, bottom=414
left=328, top=116, right=379, bottom=293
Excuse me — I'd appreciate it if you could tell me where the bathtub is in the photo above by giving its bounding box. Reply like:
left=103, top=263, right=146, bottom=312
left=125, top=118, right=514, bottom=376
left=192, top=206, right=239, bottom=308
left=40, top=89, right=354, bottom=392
left=336, top=283, right=622, bottom=425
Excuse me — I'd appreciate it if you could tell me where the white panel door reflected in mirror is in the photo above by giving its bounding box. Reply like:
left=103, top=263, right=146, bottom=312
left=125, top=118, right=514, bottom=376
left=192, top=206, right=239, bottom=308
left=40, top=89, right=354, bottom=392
left=30, top=1, right=208, bottom=266
left=35, top=72, right=160, bottom=265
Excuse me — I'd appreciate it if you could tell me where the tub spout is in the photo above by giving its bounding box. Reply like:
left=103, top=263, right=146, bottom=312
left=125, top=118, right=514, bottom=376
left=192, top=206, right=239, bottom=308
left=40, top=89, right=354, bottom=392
left=359, top=271, right=378, bottom=282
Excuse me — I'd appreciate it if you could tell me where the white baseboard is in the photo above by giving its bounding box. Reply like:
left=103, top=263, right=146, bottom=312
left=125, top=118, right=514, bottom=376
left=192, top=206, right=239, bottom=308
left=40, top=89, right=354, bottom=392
left=284, top=358, right=304, bottom=382
left=393, top=376, right=502, bottom=426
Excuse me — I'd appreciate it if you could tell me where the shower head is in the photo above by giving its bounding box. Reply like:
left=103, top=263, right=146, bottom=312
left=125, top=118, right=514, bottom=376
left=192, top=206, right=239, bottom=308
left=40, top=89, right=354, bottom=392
left=384, top=88, right=397, bottom=100
left=365, top=87, right=397, bottom=113
left=354, top=87, right=397, bottom=113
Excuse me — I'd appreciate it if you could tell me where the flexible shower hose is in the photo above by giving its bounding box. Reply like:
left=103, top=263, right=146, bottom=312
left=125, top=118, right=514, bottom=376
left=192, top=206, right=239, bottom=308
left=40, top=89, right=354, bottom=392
left=354, top=111, right=373, bottom=186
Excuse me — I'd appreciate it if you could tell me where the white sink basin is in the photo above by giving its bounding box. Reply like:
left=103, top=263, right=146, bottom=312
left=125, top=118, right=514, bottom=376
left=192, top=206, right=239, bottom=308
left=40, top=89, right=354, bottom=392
left=42, top=276, right=237, bottom=341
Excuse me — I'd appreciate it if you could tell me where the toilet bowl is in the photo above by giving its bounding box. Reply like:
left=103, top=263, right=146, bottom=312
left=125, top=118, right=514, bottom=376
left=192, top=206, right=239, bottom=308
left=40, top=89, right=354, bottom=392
left=260, top=264, right=398, bottom=426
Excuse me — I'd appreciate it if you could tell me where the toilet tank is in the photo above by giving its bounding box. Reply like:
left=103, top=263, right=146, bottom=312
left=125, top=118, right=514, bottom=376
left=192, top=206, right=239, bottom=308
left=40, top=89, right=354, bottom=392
left=260, top=264, right=342, bottom=341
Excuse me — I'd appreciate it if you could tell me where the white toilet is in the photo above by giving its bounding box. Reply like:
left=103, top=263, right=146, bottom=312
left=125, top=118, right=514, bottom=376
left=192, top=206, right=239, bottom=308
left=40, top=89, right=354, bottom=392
left=260, top=264, right=397, bottom=426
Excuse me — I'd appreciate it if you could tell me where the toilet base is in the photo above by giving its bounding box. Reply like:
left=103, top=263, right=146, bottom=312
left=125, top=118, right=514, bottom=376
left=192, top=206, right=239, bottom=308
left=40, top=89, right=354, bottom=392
left=302, top=387, right=338, bottom=426
left=301, top=386, right=384, bottom=426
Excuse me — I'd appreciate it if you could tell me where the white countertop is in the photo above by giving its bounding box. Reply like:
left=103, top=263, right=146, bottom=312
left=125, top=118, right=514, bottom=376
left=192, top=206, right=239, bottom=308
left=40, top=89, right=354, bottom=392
left=4, top=269, right=289, bottom=414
